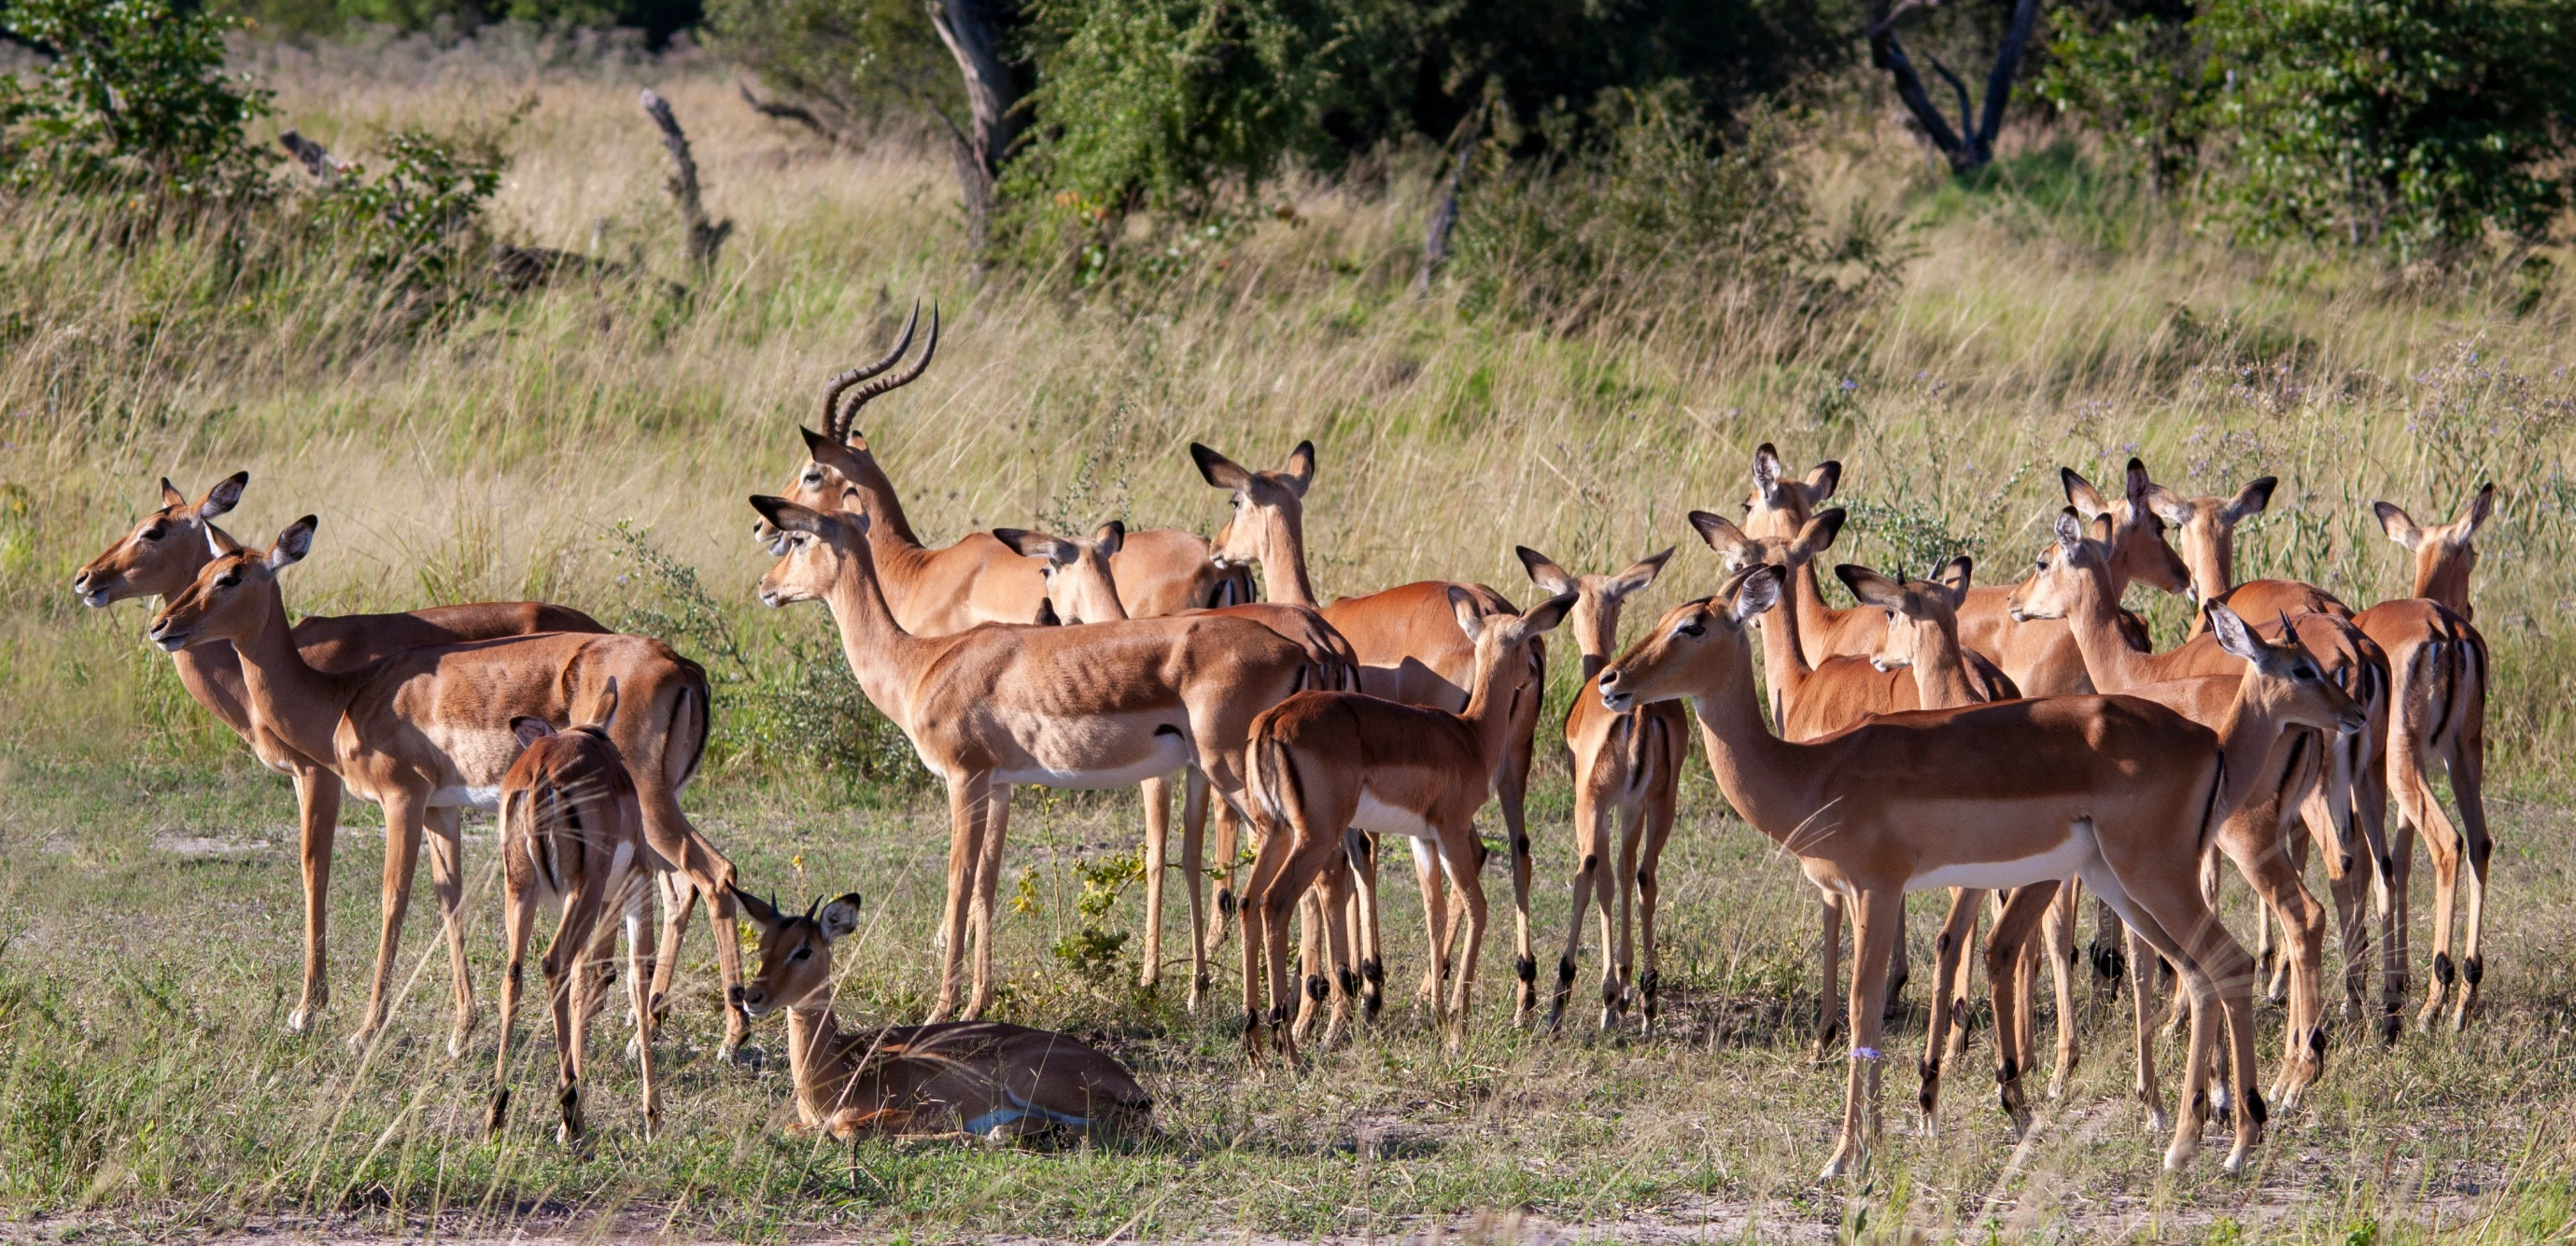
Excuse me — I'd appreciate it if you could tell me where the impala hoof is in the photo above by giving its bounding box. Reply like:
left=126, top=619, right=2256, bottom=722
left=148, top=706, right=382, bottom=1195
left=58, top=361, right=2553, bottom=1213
left=2162, top=1140, right=2199, bottom=1171
left=287, top=1006, right=320, bottom=1034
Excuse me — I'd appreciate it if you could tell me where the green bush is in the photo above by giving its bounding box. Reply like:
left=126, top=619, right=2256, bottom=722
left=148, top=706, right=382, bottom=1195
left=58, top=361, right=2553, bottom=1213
left=699, top=0, right=957, bottom=143
left=305, top=128, right=507, bottom=289
left=0, top=0, right=273, bottom=203
left=1453, top=87, right=1901, bottom=341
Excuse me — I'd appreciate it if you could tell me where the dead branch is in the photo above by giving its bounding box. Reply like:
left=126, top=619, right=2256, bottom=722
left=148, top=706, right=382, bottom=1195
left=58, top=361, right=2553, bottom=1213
left=277, top=130, right=341, bottom=183
left=640, top=89, right=735, bottom=272
left=739, top=81, right=836, bottom=143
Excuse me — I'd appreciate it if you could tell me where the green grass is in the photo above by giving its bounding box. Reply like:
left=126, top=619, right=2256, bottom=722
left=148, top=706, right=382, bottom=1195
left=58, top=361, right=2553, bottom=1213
left=5, top=36, right=2576, bottom=1242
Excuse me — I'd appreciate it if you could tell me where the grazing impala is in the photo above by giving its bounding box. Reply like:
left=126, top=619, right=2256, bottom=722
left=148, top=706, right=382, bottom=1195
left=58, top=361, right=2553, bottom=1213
left=750, top=495, right=1323, bottom=1021
left=2353, top=485, right=2494, bottom=1033
left=486, top=680, right=672, bottom=1144
left=730, top=890, right=1153, bottom=1141
left=1598, top=562, right=2352, bottom=1176
left=1191, top=441, right=1553, bottom=1021
left=1238, top=587, right=1575, bottom=1059
left=145, top=516, right=740, bottom=1054
left=1515, top=545, right=1687, bottom=1032
left=65, top=475, right=704, bottom=1042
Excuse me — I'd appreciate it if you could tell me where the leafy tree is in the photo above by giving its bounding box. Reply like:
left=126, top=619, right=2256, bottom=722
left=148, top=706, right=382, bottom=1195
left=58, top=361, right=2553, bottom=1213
left=0, top=0, right=273, bottom=201
left=2034, top=2, right=2209, bottom=195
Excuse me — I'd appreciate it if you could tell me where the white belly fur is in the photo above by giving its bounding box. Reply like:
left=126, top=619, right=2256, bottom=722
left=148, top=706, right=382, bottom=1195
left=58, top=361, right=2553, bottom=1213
left=429, top=785, right=503, bottom=811
left=992, top=733, right=1192, bottom=790
left=1907, top=823, right=2095, bottom=890
left=1352, top=791, right=1437, bottom=840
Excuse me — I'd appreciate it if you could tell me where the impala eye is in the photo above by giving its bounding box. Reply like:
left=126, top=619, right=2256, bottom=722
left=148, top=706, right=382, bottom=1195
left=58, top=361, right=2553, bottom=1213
left=791, top=945, right=811, bottom=961
left=1676, top=621, right=1705, bottom=638
left=215, top=573, right=240, bottom=589
left=141, top=524, right=166, bottom=540
left=802, top=471, right=823, bottom=487
left=2293, top=665, right=2317, bottom=680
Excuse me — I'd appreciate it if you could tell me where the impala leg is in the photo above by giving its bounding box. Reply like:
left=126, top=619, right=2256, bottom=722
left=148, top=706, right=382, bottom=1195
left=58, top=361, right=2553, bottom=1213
left=1442, top=823, right=1490, bottom=1051
left=2124, top=924, right=2166, bottom=1134
left=1410, top=837, right=1446, bottom=1007
left=2041, top=881, right=2080, bottom=1098
left=1820, top=888, right=1899, bottom=1181
left=488, top=872, right=536, bottom=1137
left=1815, top=890, right=1846, bottom=1056
left=931, top=777, right=983, bottom=1024
left=2447, top=724, right=2490, bottom=1030
left=353, top=793, right=428, bottom=1050
left=289, top=768, right=342, bottom=1035
left=1179, top=769, right=1212, bottom=1009
left=1919, top=886, right=1981, bottom=1135
left=1345, top=832, right=1384, bottom=1021
left=2090, top=894, right=2127, bottom=987
left=1495, top=698, right=1541, bottom=1022
left=1315, top=860, right=1359, bottom=1050
left=1982, top=882, right=2060, bottom=1139
left=965, top=784, right=1013, bottom=1020
left=1209, top=786, right=1244, bottom=952
left=1635, top=775, right=1677, bottom=1030
left=641, top=872, right=684, bottom=1034
left=2221, top=816, right=2328, bottom=1111
left=1551, top=784, right=1610, bottom=1032
left=1606, top=797, right=1640, bottom=1030
left=1138, top=773, right=1174, bottom=991
left=1885, top=894, right=1912, bottom=1020
left=625, top=879, right=659, bottom=1141
left=1292, top=888, right=1327, bottom=1043
left=423, top=806, right=477, bottom=1056
left=548, top=877, right=605, bottom=1146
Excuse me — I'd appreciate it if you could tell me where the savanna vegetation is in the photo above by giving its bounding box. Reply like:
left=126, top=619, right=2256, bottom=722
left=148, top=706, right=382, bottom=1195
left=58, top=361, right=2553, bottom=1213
left=2, top=0, right=2575, bottom=1239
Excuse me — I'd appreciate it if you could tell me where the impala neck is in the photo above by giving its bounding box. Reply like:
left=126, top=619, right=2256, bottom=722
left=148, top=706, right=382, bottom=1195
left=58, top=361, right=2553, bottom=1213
left=784, top=1002, right=860, bottom=1123
left=1254, top=510, right=1319, bottom=609
left=838, top=445, right=924, bottom=548
left=168, top=635, right=254, bottom=736
left=2412, top=548, right=2473, bottom=617
left=1679, top=637, right=1822, bottom=850
left=2209, top=679, right=2299, bottom=821
left=2062, top=558, right=2154, bottom=693
left=1755, top=568, right=1816, bottom=724
left=1789, top=561, right=1836, bottom=666
left=1457, top=640, right=1532, bottom=774
left=1909, top=617, right=1982, bottom=709
left=228, top=586, right=357, bottom=763
left=817, top=541, right=934, bottom=727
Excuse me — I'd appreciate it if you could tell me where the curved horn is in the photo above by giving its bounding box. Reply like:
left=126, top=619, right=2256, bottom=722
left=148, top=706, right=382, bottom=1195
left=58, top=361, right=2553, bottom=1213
left=821, top=301, right=922, bottom=441
left=835, top=303, right=940, bottom=436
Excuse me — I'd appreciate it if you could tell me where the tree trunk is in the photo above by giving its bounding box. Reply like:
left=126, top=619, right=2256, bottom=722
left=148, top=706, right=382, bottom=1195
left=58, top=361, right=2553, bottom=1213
left=1868, top=0, right=2043, bottom=175
left=928, top=0, right=1026, bottom=252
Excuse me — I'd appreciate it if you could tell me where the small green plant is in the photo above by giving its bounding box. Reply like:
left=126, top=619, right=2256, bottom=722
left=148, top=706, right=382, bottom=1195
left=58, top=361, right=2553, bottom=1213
left=0, top=0, right=273, bottom=203
left=305, top=128, right=507, bottom=289
left=1049, top=850, right=1143, bottom=980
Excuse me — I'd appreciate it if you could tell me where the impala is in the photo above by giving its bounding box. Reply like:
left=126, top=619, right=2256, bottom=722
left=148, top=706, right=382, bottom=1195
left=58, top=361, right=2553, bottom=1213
left=1516, top=545, right=1686, bottom=1032
left=731, top=890, right=1153, bottom=1141
left=1238, top=587, right=1575, bottom=1059
left=71, top=473, right=632, bottom=1042
left=1192, top=441, right=1553, bottom=1021
left=2353, top=485, right=2494, bottom=1033
left=486, top=680, right=670, bottom=1144
left=146, top=518, right=742, bottom=1055
left=1598, top=562, right=2342, bottom=1176
left=2144, top=474, right=2351, bottom=632
left=751, top=495, right=1323, bottom=1021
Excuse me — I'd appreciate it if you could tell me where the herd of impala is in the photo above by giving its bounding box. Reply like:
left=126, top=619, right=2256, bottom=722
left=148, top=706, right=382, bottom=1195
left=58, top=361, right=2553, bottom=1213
left=69, top=306, right=2498, bottom=1179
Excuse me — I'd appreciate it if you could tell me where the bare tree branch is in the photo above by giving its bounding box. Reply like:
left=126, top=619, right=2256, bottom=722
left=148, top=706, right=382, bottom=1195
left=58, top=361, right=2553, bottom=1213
left=1977, top=0, right=2045, bottom=148
left=1868, top=8, right=1969, bottom=164
left=640, top=89, right=734, bottom=272
left=927, top=0, right=1026, bottom=252
left=1415, top=105, right=1485, bottom=295
left=738, top=81, right=834, bottom=143
left=1926, top=54, right=1976, bottom=143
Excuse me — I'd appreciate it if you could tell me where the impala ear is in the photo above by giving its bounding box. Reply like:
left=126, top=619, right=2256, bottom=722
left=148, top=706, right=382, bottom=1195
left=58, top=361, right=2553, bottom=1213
left=1836, top=564, right=1907, bottom=611
left=730, top=886, right=782, bottom=928
left=266, top=516, right=317, bottom=571
left=1790, top=508, right=1846, bottom=564
left=1730, top=564, right=1784, bottom=623
left=1751, top=443, right=1783, bottom=498
left=798, top=427, right=870, bottom=483
left=159, top=477, right=188, bottom=510
left=1189, top=442, right=1252, bottom=493
left=1933, top=555, right=1974, bottom=599
left=1805, top=460, right=1841, bottom=500
left=2124, top=457, right=2155, bottom=508
left=816, top=892, right=863, bottom=942
left=1607, top=547, right=1674, bottom=598
left=1446, top=584, right=1485, bottom=643
left=591, top=677, right=619, bottom=731
left=206, top=525, right=243, bottom=556
left=1516, top=590, right=1578, bottom=639
left=1688, top=510, right=1757, bottom=565
left=2144, top=484, right=2189, bottom=528
left=2463, top=483, right=2494, bottom=533
left=2205, top=601, right=2260, bottom=663
left=511, top=716, right=555, bottom=749
left=992, top=527, right=1076, bottom=565
left=1515, top=546, right=1578, bottom=596
left=2372, top=501, right=2423, bottom=550
left=2224, top=477, right=2277, bottom=524
left=1281, top=441, right=1316, bottom=497
left=752, top=494, right=848, bottom=539
left=2061, top=467, right=2106, bottom=519
left=2054, top=507, right=2088, bottom=556
left=1092, top=519, right=1125, bottom=558
left=197, top=471, right=247, bottom=521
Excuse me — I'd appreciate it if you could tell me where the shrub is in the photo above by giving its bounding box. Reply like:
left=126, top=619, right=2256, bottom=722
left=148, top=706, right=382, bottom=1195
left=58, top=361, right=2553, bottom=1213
left=0, top=0, right=273, bottom=203
left=699, top=0, right=958, bottom=143
left=1452, top=87, right=1901, bottom=342
left=303, top=128, right=507, bottom=289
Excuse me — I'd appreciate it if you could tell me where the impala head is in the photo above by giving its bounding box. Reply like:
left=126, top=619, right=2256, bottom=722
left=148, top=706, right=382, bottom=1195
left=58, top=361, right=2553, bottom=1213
left=750, top=492, right=873, bottom=608
left=756, top=303, right=937, bottom=540
left=2206, top=601, right=2369, bottom=738
left=1515, top=545, right=1673, bottom=665
left=2136, top=472, right=2275, bottom=603
left=73, top=471, right=249, bottom=608
left=1597, top=564, right=1782, bottom=712
left=1840, top=557, right=1973, bottom=672
left=145, top=515, right=315, bottom=651
left=1740, top=442, right=1841, bottom=539
left=1448, top=583, right=1576, bottom=714
left=994, top=521, right=1129, bottom=623
left=2374, top=483, right=2492, bottom=616
left=1191, top=440, right=1314, bottom=571
left=728, top=889, right=863, bottom=1017
left=2004, top=508, right=2117, bottom=623
left=2061, top=458, right=2192, bottom=597
left=1687, top=507, right=1845, bottom=578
